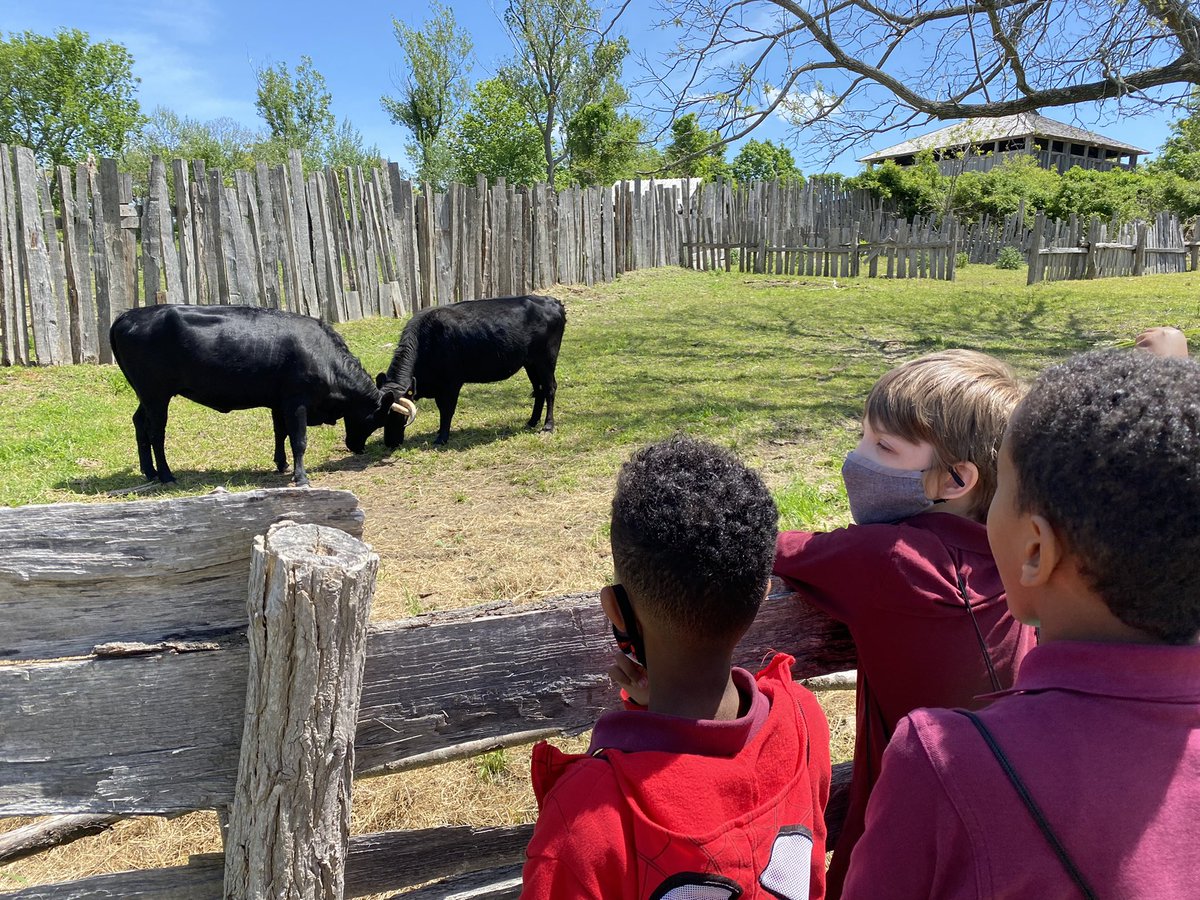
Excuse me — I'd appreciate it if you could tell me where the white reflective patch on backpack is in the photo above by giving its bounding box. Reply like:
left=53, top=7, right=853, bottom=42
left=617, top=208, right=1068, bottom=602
left=759, top=826, right=813, bottom=900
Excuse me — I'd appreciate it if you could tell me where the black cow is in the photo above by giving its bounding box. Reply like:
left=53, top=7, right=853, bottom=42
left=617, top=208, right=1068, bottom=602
left=110, top=305, right=416, bottom=486
left=376, top=294, right=566, bottom=446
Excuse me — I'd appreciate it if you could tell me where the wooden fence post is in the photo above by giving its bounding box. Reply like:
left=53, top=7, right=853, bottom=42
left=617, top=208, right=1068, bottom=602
left=1133, top=221, right=1148, bottom=277
left=223, top=522, right=377, bottom=899
left=1027, top=213, right=1045, bottom=286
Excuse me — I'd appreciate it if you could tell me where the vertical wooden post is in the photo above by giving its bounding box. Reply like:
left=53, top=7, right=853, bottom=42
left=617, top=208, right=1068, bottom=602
left=1027, top=213, right=1045, bottom=286
left=223, top=522, right=377, bottom=899
left=1133, top=221, right=1147, bottom=277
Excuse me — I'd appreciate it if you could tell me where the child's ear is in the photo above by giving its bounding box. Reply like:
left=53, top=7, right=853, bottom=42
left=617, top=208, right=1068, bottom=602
left=600, top=585, right=625, bottom=631
left=1020, top=514, right=1063, bottom=587
left=937, top=461, right=980, bottom=499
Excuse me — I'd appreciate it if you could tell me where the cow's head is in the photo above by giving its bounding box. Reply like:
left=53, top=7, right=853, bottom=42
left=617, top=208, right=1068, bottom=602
left=344, top=389, right=415, bottom=454
left=376, top=373, right=417, bottom=447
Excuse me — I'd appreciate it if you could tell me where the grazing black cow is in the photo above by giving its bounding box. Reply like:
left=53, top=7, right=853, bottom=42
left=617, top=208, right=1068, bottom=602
left=110, top=305, right=416, bottom=486
left=376, top=294, right=566, bottom=446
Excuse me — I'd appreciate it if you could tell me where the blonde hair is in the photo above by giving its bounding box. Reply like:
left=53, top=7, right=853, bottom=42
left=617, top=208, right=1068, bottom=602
left=864, top=349, right=1026, bottom=521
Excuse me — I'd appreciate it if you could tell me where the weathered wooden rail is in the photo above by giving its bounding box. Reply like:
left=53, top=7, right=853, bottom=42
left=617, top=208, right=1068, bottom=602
left=1, top=488, right=855, bottom=897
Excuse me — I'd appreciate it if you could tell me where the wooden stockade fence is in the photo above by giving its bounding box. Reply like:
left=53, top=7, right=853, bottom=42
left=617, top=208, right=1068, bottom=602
left=0, top=143, right=690, bottom=367
left=1, top=488, right=855, bottom=898
left=679, top=179, right=959, bottom=280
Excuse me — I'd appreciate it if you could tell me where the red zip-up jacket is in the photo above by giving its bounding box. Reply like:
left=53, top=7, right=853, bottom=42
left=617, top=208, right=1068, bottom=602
left=521, top=655, right=831, bottom=900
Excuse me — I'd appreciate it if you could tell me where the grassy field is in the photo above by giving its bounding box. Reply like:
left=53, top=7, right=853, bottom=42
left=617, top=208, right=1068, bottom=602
left=1, top=264, right=1196, bottom=890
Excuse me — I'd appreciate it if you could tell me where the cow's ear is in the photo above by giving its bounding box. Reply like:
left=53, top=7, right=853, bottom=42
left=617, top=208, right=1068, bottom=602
left=376, top=372, right=386, bottom=389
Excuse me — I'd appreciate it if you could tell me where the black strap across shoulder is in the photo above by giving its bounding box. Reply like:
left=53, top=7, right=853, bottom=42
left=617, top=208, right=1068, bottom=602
left=958, top=573, right=1003, bottom=693
left=955, top=709, right=1098, bottom=900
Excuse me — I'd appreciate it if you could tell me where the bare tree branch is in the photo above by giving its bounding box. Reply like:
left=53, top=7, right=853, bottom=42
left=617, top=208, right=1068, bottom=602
left=638, top=0, right=1200, bottom=164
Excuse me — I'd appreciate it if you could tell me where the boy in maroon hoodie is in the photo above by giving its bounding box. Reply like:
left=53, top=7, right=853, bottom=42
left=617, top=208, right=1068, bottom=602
left=521, top=435, right=832, bottom=900
left=773, top=350, right=1036, bottom=898
left=844, top=349, right=1200, bottom=898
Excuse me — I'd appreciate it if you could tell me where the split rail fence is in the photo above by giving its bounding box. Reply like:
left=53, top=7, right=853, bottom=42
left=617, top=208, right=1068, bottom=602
left=0, top=487, right=855, bottom=898
left=1027, top=212, right=1199, bottom=284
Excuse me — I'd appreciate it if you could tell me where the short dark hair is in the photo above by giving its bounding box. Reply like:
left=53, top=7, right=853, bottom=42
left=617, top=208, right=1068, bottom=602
left=610, top=435, right=778, bottom=641
left=1007, top=350, right=1200, bottom=644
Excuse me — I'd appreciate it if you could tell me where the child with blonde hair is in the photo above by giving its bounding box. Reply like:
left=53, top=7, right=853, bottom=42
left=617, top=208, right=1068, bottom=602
left=774, top=349, right=1035, bottom=898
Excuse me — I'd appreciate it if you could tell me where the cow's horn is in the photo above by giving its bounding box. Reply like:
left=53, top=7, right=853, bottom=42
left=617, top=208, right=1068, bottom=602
left=391, top=397, right=418, bottom=425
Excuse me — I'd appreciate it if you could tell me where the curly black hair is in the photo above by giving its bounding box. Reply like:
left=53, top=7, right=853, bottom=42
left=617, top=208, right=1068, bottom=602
left=1007, top=350, right=1200, bottom=644
left=610, top=435, right=779, bottom=641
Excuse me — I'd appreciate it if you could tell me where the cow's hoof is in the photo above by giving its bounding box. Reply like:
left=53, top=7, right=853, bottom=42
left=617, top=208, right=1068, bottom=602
left=541, top=424, right=555, bottom=433
left=291, top=478, right=310, bottom=488
left=159, top=474, right=177, bottom=484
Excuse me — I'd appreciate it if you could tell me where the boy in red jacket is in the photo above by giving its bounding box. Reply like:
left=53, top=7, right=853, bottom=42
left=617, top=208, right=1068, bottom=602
left=521, top=435, right=832, bottom=900
left=844, top=349, right=1200, bottom=898
left=773, top=349, right=1036, bottom=898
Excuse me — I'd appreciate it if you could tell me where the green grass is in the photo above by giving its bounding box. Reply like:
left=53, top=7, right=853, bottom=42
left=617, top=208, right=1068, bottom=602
left=1, top=265, right=1196, bottom=509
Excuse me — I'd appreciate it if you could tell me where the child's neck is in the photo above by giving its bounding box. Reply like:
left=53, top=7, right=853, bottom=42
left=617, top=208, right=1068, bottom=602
left=647, top=654, right=745, bottom=721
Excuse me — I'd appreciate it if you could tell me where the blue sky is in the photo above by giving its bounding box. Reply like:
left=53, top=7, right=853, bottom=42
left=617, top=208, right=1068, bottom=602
left=4, top=1, right=1182, bottom=174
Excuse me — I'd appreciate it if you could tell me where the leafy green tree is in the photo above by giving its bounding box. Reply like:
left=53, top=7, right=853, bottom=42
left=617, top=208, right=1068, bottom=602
left=565, top=100, right=644, bottom=185
left=1046, top=167, right=1153, bottom=222
left=729, top=139, right=802, bottom=183
left=254, top=55, right=335, bottom=151
left=847, top=155, right=947, bottom=218
left=127, top=106, right=256, bottom=171
left=663, top=114, right=727, bottom=179
left=0, top=29, right=143, bottom=167
left=498, top=0, right=628, bottom=184
left=1151, top=90, right=1200, bottom=183
left=451, top=78, right=544, bottom=187
left=323, top=118, right=383, bottom=170
left=949, top=155, right=1059, bottom=223
left=381, top=1, right=472, bottom=187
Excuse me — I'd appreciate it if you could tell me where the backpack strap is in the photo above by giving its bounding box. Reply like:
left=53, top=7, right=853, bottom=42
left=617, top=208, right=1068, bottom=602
left=955, top=709, right=1098, bottom=900
left=958, top=572, right=1003, bottom=693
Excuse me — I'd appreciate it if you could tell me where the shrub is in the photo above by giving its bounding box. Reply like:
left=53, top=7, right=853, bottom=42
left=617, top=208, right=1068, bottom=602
left=995, top=246, right=1025, bottom=269
left=955, top=251, right=970, bottom=268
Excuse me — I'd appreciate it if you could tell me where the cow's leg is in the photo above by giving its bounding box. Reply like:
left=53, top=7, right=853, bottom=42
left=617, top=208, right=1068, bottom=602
left=433, top=387, right=461, bottom=445
left=271, top=408, right=289, bottom=473
left=526, top=361, right=557, bottom=432
left=524, top=365, right=545, bottom=429
left=144, top=398, right=175, bottom=483
left=541, top=368, right=558, bottom=433
left=132, top=403, right=157, bottom=481
left=283, top=404, right=310, bottom=486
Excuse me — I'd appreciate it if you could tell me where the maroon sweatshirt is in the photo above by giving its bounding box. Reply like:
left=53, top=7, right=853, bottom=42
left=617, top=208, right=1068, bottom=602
left=774, top=513, right=1036, bottom=897
left=845, top=640, right=1200, bottom=898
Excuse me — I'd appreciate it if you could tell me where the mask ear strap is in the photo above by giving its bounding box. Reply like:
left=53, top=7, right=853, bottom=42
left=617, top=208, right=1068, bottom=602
left=611, top=584, right=647, bottom=667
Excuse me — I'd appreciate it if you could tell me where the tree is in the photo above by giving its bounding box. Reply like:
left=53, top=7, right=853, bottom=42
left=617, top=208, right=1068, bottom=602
left=0, top=29, right=143, bottom=167
left=729, top=139, right=802, bottom=183
left=846, top=155, right=947, bottom=219
left=498, top=0, right=629, bottom=184
left=381, top=1, right=473, bottom=187
left=254, top=55, right=335, bottom=151
left=949, top=155, right=1060, bottom=223
left=663, top=114, right=727, bottom=179
left=451, top=78, right=545, bottom=187
left=1151, top=89, right=1200, bottom=181
left=565, top=100, right=645, bottom=185
left=648, top=0, right=1200, bottom=163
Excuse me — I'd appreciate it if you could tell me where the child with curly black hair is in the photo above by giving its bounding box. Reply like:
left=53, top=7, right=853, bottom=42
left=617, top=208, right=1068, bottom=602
left=521, top=435, right=832, bottom=900
left=844, top=349, right=1200, bottom=898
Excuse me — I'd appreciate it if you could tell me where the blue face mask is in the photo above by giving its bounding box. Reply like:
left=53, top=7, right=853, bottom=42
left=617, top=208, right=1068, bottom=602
left=842, top=449, right=934, bottom=525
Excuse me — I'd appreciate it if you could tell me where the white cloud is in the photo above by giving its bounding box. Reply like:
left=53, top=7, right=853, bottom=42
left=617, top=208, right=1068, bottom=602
left=764, top=85, right=839, bottom=126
